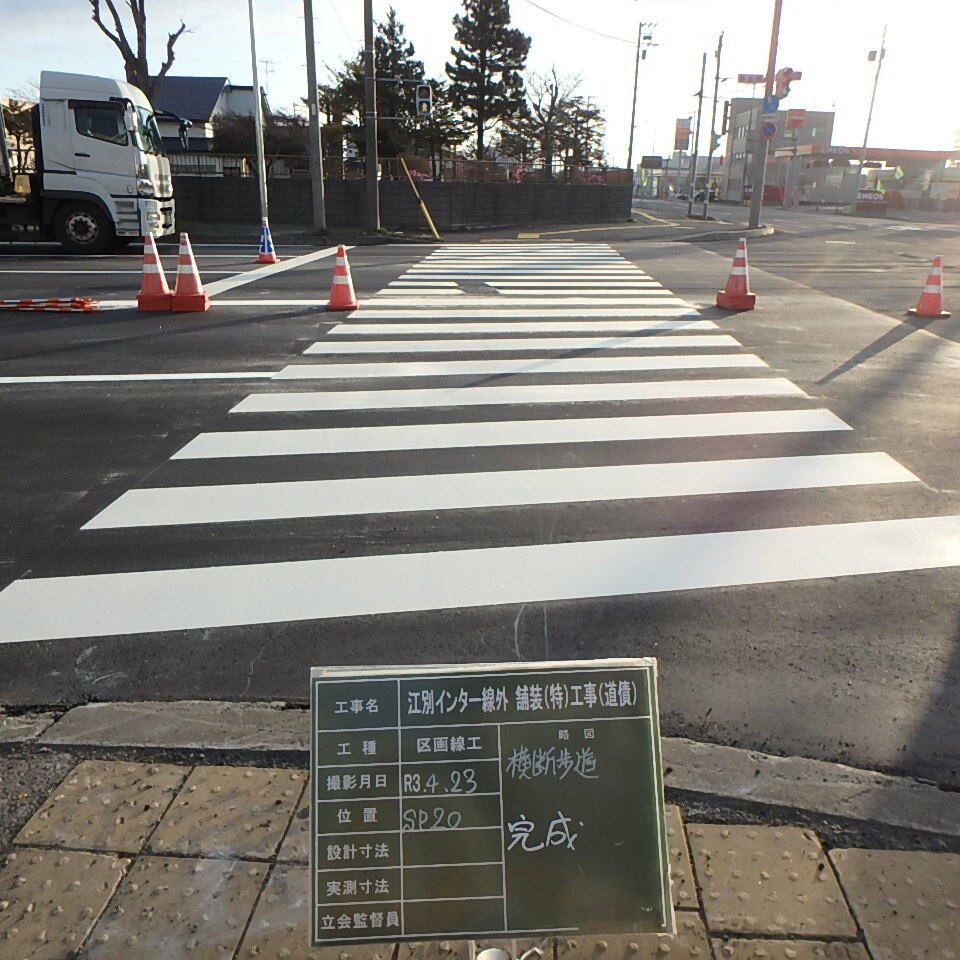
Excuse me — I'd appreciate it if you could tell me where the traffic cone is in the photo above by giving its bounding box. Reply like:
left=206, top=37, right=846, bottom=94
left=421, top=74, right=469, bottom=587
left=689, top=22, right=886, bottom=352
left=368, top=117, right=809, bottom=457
left=325, top=245, right=359, bottom=311
left=136, top=233, right=173, bottom=311
left=171, top=233, right=211, bottom=312
left=908, top=256, right=950, bottom=319
left=257, top=217, right=279, bottom=264
left=716, top=237, right=756, bottom=310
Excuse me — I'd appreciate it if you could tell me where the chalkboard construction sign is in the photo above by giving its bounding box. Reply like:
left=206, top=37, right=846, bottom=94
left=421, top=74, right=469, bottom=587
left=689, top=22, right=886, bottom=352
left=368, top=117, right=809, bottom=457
left=310, top=658, right=674, bottom=945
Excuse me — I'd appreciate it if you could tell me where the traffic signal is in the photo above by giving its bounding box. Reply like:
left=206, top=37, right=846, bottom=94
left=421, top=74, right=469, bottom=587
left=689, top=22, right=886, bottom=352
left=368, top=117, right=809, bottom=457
left=711, top=132, right=722, bottom=152
left=774, top=67, right=802, bottom=99
left=415, top=83, right=432, bottom=117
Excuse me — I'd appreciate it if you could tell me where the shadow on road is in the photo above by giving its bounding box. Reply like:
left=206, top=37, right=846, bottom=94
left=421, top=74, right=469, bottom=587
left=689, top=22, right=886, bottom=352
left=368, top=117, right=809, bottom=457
left=818, top=315, right=939, bottom=384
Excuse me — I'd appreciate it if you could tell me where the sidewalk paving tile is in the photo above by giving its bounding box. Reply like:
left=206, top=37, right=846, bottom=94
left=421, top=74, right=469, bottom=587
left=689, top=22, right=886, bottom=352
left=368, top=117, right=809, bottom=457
left=687, top=825, right=856, bottom=938
left=13, top=759, right=189, bottom=854
left=0, top=847, right=129, bottom=959
left=80, top=855, right=267, bottom=960
left=666, top=803, right=698, bottom=909
left=0, top=710, right=57, bottom=744
left=276, top=789, right=310, bottom=864
left=713, top=939, right=870, bottom=959
left=148, top=766, right=305, bottom=860
left=554, top=914, right=711, bottom=959
left=829, top=848, right=960, bottom=960
left=238, top=863, right=398, bottom=960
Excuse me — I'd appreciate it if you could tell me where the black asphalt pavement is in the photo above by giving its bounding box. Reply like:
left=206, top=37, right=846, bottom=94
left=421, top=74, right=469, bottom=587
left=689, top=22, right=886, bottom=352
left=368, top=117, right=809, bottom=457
left=1, top=227, right=959, bottom=794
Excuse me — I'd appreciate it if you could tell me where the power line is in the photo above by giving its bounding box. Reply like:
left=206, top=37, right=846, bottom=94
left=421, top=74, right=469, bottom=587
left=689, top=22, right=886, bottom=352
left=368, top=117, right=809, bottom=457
left=328, top=0, right=353, bottom=46
left=518, top=0, right=636, bottom=44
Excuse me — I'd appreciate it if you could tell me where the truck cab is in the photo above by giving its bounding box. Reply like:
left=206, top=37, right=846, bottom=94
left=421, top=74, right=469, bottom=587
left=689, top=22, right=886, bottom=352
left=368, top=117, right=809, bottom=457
left=0, top=71, right=175, bottom=252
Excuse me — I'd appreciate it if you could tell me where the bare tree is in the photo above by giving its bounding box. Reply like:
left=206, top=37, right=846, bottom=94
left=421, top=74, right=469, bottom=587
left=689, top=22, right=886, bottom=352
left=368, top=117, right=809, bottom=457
left=87, top=0, right=188, bottom=99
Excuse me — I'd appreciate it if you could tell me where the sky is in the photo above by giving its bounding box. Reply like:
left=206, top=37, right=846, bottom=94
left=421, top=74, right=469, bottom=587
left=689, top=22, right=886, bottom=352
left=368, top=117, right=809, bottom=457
left=6, top=0, right=960, bottom=165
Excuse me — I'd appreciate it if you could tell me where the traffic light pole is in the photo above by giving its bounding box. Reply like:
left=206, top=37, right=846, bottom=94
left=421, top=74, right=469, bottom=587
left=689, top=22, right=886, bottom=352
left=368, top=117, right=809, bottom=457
left=363, top=0, right=380, bottom=231
left=848, top=24, right=887, bottom=215
left=303, top=0, right=326, bottom=232
left=626, top=21, right=644, bottom=173
left=700, top=32, right=723, bottom=220
left=747, top=0, right=783, bottom=230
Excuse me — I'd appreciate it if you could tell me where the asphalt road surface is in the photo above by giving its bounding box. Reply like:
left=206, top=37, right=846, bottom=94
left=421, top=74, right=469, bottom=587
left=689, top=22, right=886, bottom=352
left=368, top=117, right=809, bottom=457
left=1, top=229, right=959, bottom=792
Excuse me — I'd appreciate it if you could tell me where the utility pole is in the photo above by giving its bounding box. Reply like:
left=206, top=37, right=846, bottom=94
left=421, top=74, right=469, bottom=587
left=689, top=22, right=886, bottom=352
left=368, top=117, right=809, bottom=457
left=303, top=0, right=327, bottom=231
left=686, top=52, right=707, bottom=217
left=747, top=0, right=783, bottom=229
left=363, top=0, right=380, bottom=231
left=247, top=0, right=269, bottom=222
left=849, top=24, right=887, bottom=215
left=700, top=32, right=723, bottom=219
left=626, top=21, right=645, bottom=172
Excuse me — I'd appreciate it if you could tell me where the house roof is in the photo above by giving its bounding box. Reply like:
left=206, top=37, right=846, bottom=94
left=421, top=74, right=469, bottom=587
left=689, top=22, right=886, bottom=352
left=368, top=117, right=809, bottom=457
left=149, top=76, right=230, bottom=122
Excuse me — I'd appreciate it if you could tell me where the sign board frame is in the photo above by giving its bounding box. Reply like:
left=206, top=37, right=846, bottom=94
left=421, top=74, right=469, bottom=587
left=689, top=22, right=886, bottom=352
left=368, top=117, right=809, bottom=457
left=310, top=658, right=673, bottom=946
left=737, top=73, right=767, bottom=85
left=786, top=109, right=806, bottom=129
left=640, top=155, right=664, bottom=170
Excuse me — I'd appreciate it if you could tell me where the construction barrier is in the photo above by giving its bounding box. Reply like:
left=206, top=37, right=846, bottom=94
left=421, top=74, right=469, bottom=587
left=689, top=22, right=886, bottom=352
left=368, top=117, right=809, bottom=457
left=171, top=233, right=211, bottom=312
left=0, top=298, right=100, bottom=312
left=257, top=218, right=279, bottom=264
left=137, top=233, right=173, bottom=311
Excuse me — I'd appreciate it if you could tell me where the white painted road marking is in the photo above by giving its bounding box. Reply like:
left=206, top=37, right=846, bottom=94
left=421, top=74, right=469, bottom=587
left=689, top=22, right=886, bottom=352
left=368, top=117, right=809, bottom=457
left=273, top=354, right=767, bottom=380
left=229, top=377, right=804, bottom=413
left=3, top=515, right=960, bottom=642
left=361, top=296, right=683, bottom=306
left=328, top=321, right=719, bottom=334
left=0, top=372, right=272, bottom=384
left=348, top=308, right=698, bottom=319
left=204, top=245, right=344, bottom=296
left=178, top=408, right=851, bottom=459
left=86, top=453, right=915, bottom=529
left=303, top=335, right=741, bottom=354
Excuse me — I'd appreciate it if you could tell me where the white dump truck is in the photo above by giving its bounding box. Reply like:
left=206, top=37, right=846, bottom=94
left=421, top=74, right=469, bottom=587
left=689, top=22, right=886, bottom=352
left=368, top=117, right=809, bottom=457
left=0, top=71, right=178, bottom=253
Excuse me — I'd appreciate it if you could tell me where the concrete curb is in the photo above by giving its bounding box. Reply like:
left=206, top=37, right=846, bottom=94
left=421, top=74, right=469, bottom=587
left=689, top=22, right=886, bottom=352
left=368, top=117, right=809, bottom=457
left=676, top=225, right=775, bottom=243
left=22, top=700, right=960, bottom=839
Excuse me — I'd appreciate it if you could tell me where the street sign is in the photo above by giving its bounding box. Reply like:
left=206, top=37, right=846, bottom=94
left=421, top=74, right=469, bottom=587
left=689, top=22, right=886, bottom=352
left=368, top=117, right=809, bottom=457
left=310, top=659, right=674, bottom=946
left=760, top=121, right=777, bottom=140
left=787, top=109, right=806, bottom=129
left=761, top=94, right=780, bottom=114
left=674, top=117, right=691, bottom=151
left=640, top=155, right=664, bottom=169
left=738, top=73, right=767, bottom=85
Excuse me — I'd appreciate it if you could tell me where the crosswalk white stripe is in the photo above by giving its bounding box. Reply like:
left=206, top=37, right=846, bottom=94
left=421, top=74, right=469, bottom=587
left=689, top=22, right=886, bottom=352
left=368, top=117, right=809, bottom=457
left=4, top=515, right=960, bottom=643
left=86, top=453, right=914, bottom=530
left=328, top=321, right=719, bottom=334
left=177, top=408, right=851, bottom=459
left=362, top=296, right=684, bottom=307
left=374, top=290, right=466, bottom=296
left=401, top=275, right=655, bottom=281
left=228, top=377, right=804, bottom=413
left=303, top=335, right=741, bottom=354
left=349, top=308, right=698, bottom=319
left=388, top=280, right=460, bottom=286
left=273, top=355, right=767, bottom=380
left=490, top=288, right=666, bottom=294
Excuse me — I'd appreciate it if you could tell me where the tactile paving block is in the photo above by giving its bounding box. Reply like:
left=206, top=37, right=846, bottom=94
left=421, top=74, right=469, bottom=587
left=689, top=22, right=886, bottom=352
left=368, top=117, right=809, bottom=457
left=238, top=863, right=396, bottom=960
left=81, top=855, right=266, bottom=960
left=666, top=804, right=698, bottom=909
left=713, top=939, right=870, bottom=959
left=14, top=759, right=189, bottom=853
left=555, top=913, right=711, bottom=959
left=0, top=847, right=129, bottom=959
left=830, top=848, right=960, bottom=960
left=276, top=788, right=310, bottom=863
left=149, top=766, right=304, bottom=859
left=687, top=825, right=856, bottom=937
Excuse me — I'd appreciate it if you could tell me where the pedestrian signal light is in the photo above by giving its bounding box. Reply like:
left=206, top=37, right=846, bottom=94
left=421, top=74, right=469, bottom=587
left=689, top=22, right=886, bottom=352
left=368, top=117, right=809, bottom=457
left=415, top=84, right=432, bottom=117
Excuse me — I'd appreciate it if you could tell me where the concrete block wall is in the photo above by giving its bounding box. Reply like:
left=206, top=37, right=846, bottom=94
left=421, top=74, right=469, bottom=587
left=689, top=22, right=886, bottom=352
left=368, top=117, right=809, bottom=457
left=171, top=176, right=632, bottom=229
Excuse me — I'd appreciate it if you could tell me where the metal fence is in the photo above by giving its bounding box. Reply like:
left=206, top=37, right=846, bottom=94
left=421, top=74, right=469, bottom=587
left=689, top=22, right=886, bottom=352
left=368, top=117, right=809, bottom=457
left=167, top=151, right=630, bottom=185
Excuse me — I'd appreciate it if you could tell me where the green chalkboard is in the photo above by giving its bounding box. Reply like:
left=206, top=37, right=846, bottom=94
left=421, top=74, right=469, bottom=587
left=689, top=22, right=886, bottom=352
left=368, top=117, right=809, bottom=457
left=310, top=659, right=673, bottom=945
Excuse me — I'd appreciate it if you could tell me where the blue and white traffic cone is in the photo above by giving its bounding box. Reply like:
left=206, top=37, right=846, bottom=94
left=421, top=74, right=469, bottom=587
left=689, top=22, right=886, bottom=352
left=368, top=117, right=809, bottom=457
left=257, top=217, right=279, bottom=264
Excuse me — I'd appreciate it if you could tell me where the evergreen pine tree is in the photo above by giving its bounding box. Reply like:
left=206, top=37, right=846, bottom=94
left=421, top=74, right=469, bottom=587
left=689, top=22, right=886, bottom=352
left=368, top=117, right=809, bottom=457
left=446, top=0, right=531, bottom=160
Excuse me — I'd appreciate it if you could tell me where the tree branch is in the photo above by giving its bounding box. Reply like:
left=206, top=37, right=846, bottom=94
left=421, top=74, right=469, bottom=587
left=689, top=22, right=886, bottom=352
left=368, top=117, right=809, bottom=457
left=155, top=21, right=187, bottom=82
left=88, top=0, right=132, bottom=58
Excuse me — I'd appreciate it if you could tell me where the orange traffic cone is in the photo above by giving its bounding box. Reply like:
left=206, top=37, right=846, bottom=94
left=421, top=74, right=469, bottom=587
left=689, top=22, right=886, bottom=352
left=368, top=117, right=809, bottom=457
left=137, top=234, right=173, bottom=311
left=716, top=237, right=756, bottom=310
left=326, top=245, right=359, bottom=311
left=257, top=217, right=279, bottom=264
left=171, top=233, right=211, bottom=312
left=908, top=256, right=950, bottom=319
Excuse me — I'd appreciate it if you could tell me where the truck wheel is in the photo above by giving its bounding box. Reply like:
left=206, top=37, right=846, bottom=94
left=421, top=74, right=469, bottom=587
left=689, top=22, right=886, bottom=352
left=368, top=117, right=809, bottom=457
left=53, top=202, right=114, bottom=254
